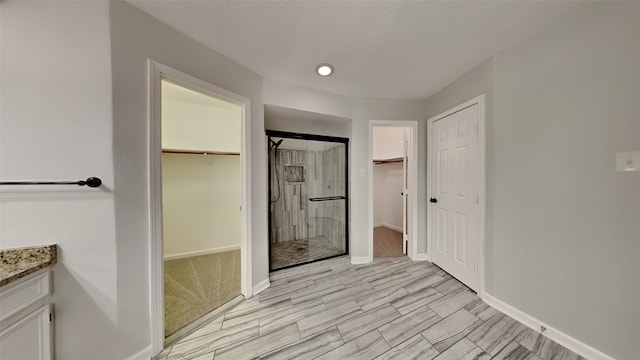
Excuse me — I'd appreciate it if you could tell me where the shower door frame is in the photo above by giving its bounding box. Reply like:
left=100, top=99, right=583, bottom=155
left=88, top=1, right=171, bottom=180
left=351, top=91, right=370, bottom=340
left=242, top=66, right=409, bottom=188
left=266, top=130, right=349, bottom=272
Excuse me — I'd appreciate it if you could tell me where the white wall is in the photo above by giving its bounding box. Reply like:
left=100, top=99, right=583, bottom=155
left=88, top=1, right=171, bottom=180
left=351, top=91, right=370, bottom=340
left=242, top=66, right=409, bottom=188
left=264, top=104, right=351, bottom=139
left=372, top=162, right=403, bottom=231
left=262, top=81, right=425, bottom=261
left=424, top=3, right=640, bottom=359
left=162, top=154, right=241, bottom=259
left=372, top=127, right=405, bottom=160
left=0, top=1, right=121, bottom=359
left=162, top=80, right=242, bottom=153
left=351, top=99, right=425, bottom=259
left=263, top=78, right=352, bottom=119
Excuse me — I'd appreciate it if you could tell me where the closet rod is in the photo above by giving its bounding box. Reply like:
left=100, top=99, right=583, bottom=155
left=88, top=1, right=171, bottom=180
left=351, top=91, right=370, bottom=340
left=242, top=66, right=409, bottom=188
left=162, top=149, right=240, bottom=156
left=0, top=177, right=102, bottom=188
left=373, top=158, right=404, bottom=165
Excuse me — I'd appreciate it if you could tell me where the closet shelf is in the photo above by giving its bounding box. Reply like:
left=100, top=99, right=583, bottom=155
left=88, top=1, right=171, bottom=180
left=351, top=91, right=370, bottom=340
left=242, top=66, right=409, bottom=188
left=162, top=149, right=240, bottom=156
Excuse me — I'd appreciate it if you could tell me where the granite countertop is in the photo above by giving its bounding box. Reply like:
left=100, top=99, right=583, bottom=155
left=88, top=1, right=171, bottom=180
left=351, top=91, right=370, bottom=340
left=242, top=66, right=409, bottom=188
left=0, top=244, right=57, bottom=287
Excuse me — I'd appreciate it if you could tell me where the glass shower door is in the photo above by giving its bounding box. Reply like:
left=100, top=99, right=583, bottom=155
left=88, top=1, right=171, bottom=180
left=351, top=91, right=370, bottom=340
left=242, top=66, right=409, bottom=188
left=306, top=141, right=347, bottom=261
left=268, top=131, right=349, bottom=271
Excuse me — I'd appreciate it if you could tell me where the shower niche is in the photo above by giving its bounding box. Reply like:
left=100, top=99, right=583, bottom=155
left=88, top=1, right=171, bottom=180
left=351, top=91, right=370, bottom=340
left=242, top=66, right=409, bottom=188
left=267, top=130, right=349, bottom=270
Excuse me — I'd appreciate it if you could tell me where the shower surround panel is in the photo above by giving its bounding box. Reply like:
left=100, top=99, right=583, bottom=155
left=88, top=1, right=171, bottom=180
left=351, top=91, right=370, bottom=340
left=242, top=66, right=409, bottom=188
left=271, top=145, right=346, bottom=253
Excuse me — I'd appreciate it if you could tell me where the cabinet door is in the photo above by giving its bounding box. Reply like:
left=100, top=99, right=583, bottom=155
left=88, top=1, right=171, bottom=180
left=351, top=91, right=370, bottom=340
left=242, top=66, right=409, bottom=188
left=0, top=305, right=52, bottom=360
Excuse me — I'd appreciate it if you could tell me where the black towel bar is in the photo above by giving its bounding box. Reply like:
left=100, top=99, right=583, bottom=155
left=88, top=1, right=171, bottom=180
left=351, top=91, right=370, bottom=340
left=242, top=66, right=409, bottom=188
left=0, top=177, right=102, bottom=188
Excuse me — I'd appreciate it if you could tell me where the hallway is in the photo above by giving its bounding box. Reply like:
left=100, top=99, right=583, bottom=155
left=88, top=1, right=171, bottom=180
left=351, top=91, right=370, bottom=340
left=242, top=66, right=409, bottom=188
left=154, top=257, right=585, bottom=360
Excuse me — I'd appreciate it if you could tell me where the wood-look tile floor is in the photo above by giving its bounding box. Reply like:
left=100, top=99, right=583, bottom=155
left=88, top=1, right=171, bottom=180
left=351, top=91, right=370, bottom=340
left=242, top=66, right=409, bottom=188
left=154, top=256, right=586, bottom=360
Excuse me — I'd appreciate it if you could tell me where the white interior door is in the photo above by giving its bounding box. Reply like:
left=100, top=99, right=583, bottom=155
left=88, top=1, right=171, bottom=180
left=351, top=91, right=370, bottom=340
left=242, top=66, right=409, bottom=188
left=430, top=104, right=479, bottom=290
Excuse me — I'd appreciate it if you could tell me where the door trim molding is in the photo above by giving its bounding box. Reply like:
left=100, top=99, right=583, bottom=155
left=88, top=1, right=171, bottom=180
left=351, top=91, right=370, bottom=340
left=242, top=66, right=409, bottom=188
left=368, top=120, right=419, bottom=263
left=426, top=94, right=486, bottom=296
left=148, top=60, right=253, bottom=355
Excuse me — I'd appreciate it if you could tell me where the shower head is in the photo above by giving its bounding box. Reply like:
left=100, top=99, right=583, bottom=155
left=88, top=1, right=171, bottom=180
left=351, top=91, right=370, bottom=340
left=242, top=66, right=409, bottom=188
left=270, top=139, right=284, bottom=149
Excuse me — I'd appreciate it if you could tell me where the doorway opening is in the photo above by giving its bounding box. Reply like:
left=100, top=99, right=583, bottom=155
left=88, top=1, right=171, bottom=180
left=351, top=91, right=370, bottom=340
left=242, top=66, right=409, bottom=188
left=149, top=61, right=252, bottom=355
left=368, top=121, right=419, bottom=262
left=372, top=126, right=408, bottom=257
left=161, top=79, right=242, bottom=339
left=266, top=130, right=349, bottom=271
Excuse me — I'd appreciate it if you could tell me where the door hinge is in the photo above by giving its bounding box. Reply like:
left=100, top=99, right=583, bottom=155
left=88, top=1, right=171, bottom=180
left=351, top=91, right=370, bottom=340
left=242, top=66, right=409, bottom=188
left=49, top=313, right=53, bottom=322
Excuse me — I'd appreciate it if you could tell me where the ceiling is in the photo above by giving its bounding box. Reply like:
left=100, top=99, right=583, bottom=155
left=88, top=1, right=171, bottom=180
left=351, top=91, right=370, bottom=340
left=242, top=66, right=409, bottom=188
left=128, top=1, right=580, bottom=100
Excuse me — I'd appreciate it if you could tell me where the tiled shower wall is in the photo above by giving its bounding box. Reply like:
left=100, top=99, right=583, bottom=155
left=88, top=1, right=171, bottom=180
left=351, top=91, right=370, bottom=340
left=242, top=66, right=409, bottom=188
left=270, top=144, right=346, bottom=252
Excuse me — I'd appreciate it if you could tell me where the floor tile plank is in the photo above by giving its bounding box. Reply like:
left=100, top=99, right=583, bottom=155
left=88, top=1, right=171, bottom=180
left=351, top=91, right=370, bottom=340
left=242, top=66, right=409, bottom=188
left=297, top=300, right=362, bottom=338
left=378, top=306, right=441, bottom=347
left=214, top=323, right=300, bottom=360
left=314, top=330, right=390, bottom=360
left=374, top=334, right=439, bottom=360
left=422, top=308, right=483, bottom=352
left=337, top=304, right=401, bottom=342
left=260, top=327, right=344, bottom=360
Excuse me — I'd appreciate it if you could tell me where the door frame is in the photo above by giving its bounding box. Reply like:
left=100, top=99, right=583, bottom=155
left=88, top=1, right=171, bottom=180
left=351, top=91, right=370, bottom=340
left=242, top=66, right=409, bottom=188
left=426, top=94, right=486, bottom=297
left=148, top=60, right=253, bottom=354
left=368, top=120, right=419, bottom=262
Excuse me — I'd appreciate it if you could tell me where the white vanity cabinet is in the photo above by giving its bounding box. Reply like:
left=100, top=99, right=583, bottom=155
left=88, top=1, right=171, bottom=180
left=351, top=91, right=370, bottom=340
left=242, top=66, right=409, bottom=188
left=0, top=271, right=53, bottom=360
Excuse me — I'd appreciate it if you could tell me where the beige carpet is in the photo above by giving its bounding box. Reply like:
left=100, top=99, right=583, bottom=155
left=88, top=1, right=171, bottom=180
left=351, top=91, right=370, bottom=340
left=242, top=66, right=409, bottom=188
left=164, top=250, right=241, bottom=337
left=373, top=226, right=404, bottom=257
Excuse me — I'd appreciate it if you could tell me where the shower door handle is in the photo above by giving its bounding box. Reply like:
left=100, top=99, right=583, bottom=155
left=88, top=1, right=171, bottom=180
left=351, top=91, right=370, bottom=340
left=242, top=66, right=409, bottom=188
left=308, top=196, right=346, bottom=202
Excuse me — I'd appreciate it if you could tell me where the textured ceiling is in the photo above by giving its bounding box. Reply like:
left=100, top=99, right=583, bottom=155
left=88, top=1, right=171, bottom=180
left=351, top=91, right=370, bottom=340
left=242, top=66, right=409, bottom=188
left=128, top=1, right=580, bottom=99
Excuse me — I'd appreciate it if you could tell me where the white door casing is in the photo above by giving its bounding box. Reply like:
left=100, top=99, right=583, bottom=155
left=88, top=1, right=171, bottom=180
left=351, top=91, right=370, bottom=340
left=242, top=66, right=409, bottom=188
left=427, top=96, right=485, bottom=293
left=402, top=128, right=409, bottom=255
left=148, top=60, right=253, bottom=355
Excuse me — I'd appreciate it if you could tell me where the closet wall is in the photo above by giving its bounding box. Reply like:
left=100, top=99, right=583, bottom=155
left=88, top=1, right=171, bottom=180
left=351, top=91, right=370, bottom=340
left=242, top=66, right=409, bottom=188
left=372, top=127, right=405, bottom=231
left=162, top=81, right=242, bottom=259
left=373, top=163, right=403, bottom=230
left=162, top=154, right=240, bottom=258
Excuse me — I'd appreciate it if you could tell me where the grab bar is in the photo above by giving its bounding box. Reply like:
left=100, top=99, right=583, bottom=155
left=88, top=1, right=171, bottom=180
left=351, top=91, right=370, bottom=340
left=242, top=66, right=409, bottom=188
left=309, top=196, right=346, bottom=202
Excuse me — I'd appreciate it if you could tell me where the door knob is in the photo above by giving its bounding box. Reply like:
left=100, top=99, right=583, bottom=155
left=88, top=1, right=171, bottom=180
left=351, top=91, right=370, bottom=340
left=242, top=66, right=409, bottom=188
left=429, top=198, right=438, bottom=203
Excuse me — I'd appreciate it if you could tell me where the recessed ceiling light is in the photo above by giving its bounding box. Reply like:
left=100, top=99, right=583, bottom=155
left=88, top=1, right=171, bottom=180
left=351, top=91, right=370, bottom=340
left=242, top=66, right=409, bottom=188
left=316, top=64, right=334, bottom=76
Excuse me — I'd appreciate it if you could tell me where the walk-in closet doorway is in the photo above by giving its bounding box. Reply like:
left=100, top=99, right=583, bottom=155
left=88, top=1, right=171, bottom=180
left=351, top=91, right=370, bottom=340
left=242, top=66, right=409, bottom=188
left=148, top=61, right=252, bottom=354
left=368, top=121, right=419, bottom=262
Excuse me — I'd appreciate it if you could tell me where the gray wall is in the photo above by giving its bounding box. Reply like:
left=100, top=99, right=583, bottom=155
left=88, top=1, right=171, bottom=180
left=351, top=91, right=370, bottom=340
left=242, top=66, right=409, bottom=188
left=424, top=3, right=640, bottom=359
left=109, top=2, right=268, bottom=357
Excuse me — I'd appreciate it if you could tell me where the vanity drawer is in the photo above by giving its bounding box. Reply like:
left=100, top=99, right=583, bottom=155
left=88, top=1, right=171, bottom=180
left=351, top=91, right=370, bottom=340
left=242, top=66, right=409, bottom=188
left=0, top=272, right=51, bottom=322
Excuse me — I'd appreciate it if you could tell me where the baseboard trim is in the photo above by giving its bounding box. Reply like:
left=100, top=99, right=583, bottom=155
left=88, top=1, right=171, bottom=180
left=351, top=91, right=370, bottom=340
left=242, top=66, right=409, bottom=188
left=412, top=253, right=430, bottom=261
left=482, top=292, right=615, bottom=360
left=164, top=245, right=240, bottom=261
left=351, top=256, right=371, bottom=265
left=125, top=345, right=152, bottom=360
left=252, top=278, right=270, bottom=295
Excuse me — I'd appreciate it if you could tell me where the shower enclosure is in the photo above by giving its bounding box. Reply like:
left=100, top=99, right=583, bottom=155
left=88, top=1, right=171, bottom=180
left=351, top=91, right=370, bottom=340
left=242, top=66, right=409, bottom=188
left=267, top=130, right=349, bottom=270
